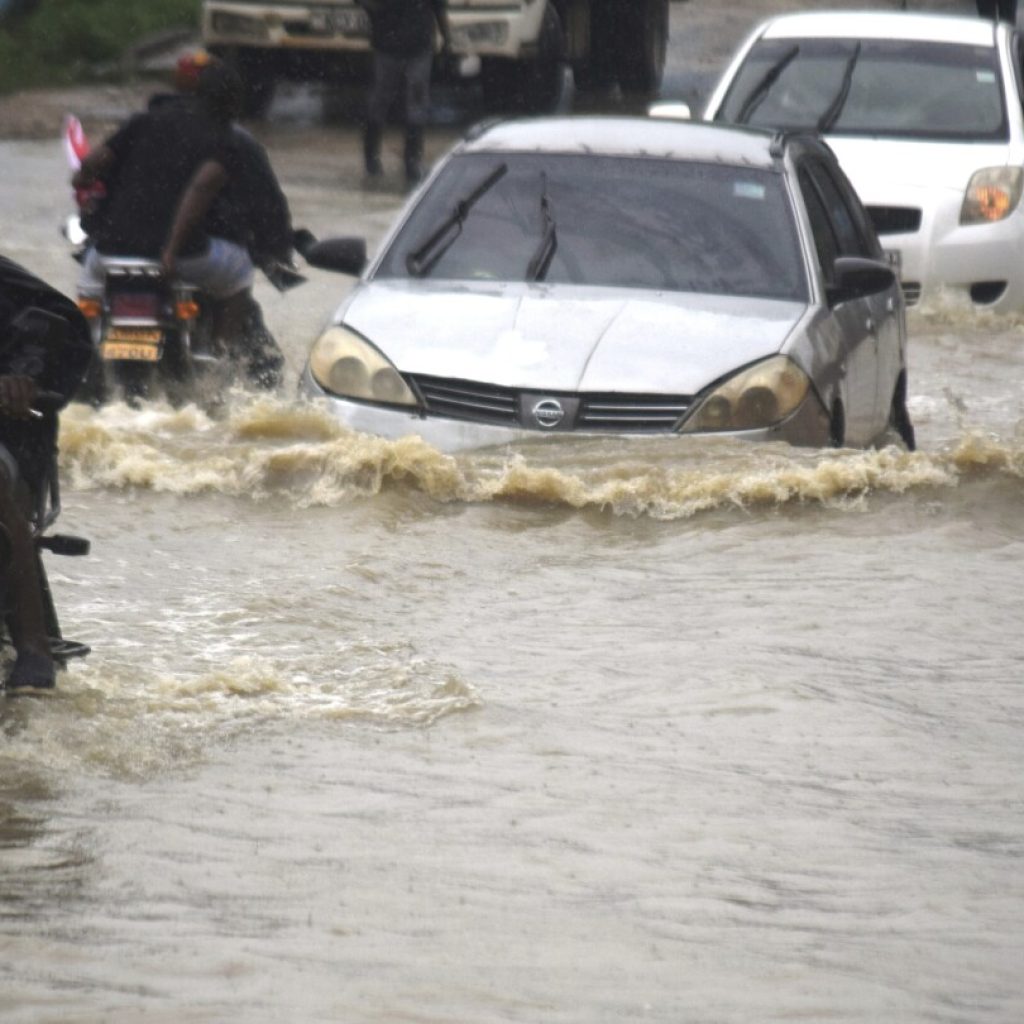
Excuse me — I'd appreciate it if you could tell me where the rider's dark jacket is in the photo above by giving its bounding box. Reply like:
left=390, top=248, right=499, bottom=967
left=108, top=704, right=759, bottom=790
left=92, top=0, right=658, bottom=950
left=91, top=99, right=239, bottom=259
left=129, top=93, right=293, bottom=269
left=0, top=256, right=91, bottom=488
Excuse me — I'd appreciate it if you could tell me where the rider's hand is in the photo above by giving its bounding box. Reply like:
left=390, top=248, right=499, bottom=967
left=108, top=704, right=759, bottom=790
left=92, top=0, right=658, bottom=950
left=0, top=375, right=38, bottom=419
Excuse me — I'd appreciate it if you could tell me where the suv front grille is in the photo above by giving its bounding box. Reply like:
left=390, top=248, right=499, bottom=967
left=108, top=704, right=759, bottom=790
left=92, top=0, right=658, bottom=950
left=407, top=374, right=691, bottom=433
left=866, top=205, right=922, bottom=235
left=901, top=281, right=921, bottom=306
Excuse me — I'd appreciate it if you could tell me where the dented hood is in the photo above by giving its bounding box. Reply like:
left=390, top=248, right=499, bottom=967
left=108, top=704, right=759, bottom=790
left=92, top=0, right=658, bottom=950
left=337, top=281, right=806, bottom=395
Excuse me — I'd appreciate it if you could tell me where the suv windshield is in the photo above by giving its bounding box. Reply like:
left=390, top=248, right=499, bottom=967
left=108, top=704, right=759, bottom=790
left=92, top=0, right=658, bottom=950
left=376, top=153, right=807, bottom=302
left=718, top=37, right=1007, bottom=141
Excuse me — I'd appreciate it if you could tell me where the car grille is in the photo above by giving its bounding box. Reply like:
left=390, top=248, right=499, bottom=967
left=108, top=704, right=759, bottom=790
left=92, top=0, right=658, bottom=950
left=577, top=395, right=691, bottom=431
left=408, top=374, right=692, bottom=433
left=411, top=375, right=519, bottom=424
left=866, top=205, right=922, bottom=235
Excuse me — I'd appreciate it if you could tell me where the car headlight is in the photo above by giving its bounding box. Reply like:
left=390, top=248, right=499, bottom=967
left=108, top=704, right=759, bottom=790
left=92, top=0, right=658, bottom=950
left=960, top=167, right=1023, bottom=225
left=681, top=356, right=810, bottom=433
left=451, top=21, right=508, bottom=47
left=308, top=326, right=418, bottom=407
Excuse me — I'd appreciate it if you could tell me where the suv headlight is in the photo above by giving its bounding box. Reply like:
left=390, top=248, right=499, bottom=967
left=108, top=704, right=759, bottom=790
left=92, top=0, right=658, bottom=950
left=961, top=167, right=1023, bottom=225
left=681, top=356, right=810, bottom=433
left=309, top=326, right=418, bottom=407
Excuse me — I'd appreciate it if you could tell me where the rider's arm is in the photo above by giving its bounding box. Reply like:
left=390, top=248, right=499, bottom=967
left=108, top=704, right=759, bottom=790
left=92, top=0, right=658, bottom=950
left=160, top=158, right=228, bottom=275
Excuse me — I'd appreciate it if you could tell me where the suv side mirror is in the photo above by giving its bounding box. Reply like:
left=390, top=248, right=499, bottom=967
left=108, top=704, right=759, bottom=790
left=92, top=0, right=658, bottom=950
left=648, top=101, right=693, bottom=121
left=302, top=237, right=367, bottom=277
left=827, top=256, right=896, bottom=305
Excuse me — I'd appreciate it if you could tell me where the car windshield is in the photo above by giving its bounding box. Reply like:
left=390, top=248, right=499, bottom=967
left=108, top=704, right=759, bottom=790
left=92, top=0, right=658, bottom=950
left=718, top=37, right=1007, bottom=141
left=375, top=153, right=808, bottom=302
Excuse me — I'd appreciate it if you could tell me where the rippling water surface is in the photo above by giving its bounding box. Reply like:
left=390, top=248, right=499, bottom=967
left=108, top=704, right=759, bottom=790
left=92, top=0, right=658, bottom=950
left=2, top=90, right=1024, bottom=1024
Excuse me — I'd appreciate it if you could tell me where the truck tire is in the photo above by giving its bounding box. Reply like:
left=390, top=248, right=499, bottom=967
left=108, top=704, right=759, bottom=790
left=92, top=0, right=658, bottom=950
left=481, top=2, right=565, bottom=113
left=615, top=0, right=668, bottom=96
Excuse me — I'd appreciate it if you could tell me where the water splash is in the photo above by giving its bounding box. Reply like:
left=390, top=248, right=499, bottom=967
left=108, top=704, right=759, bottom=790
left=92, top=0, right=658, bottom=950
left=57, top=396, right=1024, bottom=521
left=1, top=646, right=481, bottom=780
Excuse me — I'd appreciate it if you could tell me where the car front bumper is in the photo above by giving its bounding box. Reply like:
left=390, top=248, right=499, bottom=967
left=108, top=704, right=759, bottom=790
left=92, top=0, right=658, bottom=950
left=870, top=184, right=1024, bottom=314
left=298, top=369, right=832, bottom=452
left=202, top=1, right=543, bottom=59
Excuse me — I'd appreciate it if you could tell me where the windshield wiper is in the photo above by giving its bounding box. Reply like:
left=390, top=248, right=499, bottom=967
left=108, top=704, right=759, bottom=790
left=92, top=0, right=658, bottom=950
left=816, top=42, right=862, bottom=133
left=405, top=162, right=508, bottom=278
left=735, top=44, right=800, bottom=124
left=526, top=172, right=558, bottom=282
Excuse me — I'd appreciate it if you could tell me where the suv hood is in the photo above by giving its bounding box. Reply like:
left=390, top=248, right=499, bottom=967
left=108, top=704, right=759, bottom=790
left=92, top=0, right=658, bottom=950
left=339, top=282, right=806, bottom=395
left=826, top=136, right=1015, bottom=197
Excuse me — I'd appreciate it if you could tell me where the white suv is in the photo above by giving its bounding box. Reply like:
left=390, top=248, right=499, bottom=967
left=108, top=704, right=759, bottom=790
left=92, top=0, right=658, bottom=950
left=705, top=11, right=1024, bottom=315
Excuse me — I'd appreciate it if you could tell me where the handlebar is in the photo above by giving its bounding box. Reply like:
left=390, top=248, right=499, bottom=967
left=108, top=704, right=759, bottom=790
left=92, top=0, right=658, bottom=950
left=0, top=388, right=64, bottom=420
left=28, top=390, right=66, bottom=418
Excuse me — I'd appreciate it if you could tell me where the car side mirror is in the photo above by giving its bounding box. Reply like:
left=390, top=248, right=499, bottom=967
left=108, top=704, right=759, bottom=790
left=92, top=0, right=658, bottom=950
left=827, top=256, right=896, bottom=305
left=302, top=237, right=367, bottom=277
left=648, top=101, right=693, bottom=121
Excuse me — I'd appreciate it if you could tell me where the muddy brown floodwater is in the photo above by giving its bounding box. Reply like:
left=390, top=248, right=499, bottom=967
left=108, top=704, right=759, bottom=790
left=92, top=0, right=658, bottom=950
left=2, top=2, right=1023, bottom=1022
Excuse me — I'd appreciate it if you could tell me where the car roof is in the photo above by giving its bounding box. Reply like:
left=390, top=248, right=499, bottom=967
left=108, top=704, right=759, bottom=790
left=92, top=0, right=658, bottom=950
left=460, top=116, right=786, bottom=170
left=757, top=11, right=996, bottom=47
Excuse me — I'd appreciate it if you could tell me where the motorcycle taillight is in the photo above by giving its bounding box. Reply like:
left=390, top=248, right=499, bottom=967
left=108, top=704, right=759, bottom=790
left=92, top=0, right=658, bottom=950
left=110, top=293, right=161, bottom=318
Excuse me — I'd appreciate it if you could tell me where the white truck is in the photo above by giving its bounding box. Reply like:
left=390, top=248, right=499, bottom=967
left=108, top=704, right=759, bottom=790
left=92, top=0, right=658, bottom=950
left=201, top=0, right=670, bottom=116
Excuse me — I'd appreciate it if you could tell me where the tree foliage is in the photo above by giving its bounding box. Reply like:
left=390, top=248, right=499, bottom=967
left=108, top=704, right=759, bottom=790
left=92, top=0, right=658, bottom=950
left=0, top=0, right=201, bottom=93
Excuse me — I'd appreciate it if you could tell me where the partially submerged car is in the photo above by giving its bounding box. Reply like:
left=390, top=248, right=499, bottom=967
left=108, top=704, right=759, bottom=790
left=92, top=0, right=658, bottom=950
left=704, top=11, right=1024, bottom=314
left=300, top=117, right=914, bottom=453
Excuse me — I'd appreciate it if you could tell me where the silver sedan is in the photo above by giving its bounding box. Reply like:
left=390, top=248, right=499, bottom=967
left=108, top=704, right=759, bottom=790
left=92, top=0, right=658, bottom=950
left=299, top=117, right=915, bottom=452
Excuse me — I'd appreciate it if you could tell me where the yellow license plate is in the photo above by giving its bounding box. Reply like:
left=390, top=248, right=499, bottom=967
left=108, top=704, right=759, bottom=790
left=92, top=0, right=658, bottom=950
left=106, top=327, right=162, bottom=343
left=101, top=340, right=161, bottom=362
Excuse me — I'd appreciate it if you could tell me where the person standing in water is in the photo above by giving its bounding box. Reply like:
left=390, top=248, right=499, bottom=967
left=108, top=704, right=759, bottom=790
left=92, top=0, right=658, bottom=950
left=358, top=0, right=452, bottom=187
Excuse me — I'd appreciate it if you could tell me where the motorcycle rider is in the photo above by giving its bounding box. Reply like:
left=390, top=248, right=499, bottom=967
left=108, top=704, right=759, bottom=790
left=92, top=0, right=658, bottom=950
left=0, top=256, right=91, bottom=690
left=152, top=52, right=295, bottom=386
left=73, top=60, right=255, bottom=364
left=161, top=53, right=295, bottom=281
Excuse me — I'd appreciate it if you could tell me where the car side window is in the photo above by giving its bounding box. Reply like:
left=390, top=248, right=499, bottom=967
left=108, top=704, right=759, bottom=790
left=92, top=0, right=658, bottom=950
left=819, top=161, right=884, bottom=258
left=798, top=167, right=840, bottom=279
left=805, top=161, right=873, bottom=259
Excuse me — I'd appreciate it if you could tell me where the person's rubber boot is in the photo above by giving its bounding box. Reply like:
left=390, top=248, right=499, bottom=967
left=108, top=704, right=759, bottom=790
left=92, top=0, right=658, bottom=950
left=6, top=650, right=56, bottom=692
left=404, top=126, right=425, bottom=188
left=363, top=121, right=383, bottom=179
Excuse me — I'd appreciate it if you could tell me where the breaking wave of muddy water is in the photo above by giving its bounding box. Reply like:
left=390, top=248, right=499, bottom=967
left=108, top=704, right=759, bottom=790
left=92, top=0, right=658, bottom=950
left=57, top=396, right=1024, bottom=520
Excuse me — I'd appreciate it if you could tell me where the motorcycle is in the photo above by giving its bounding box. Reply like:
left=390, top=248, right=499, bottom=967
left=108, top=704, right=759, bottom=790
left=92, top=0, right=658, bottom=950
left=1, top=311, right=91, bottom=692
left=63, top=116, right=297, bottom=409
left=68, top=239, right=288, bottom=408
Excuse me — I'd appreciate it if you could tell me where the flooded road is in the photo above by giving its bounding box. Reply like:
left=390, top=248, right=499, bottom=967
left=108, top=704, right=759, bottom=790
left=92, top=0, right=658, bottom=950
left=2, top=2, right=1024, bottom=1021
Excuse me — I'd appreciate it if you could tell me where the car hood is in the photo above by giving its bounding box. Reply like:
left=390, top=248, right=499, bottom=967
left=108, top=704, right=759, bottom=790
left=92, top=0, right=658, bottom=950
left=339, top=282, right=806, bottom=394
left=825, top=136, right=1015, bottom=197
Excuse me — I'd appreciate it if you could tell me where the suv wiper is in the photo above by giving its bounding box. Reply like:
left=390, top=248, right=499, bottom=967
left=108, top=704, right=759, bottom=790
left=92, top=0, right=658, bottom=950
left=526, top=172, right=557, bottom=282
left=405, top=162, right=508, bottom=278
left=816, top=42, right=862, bottom=133
left=734, top=44, right=800, bottom=124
